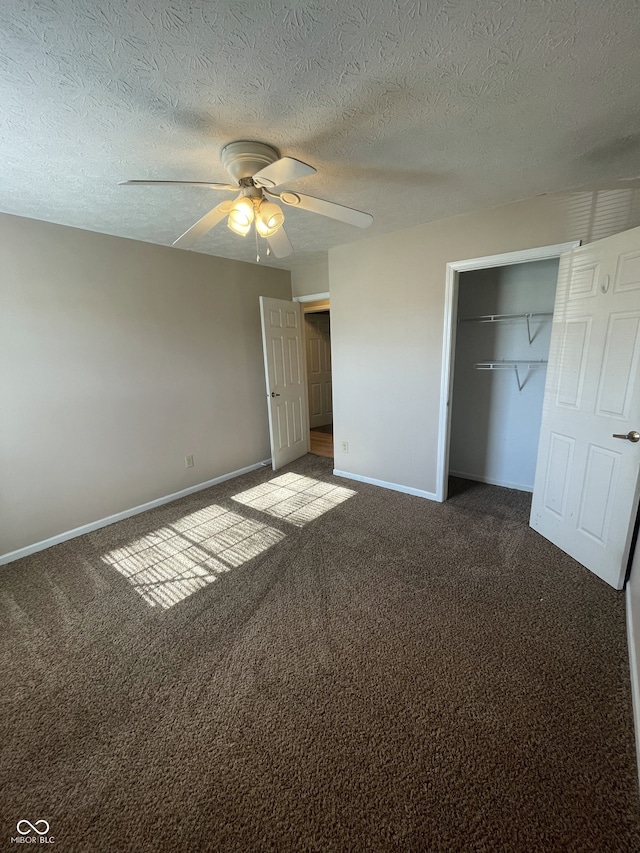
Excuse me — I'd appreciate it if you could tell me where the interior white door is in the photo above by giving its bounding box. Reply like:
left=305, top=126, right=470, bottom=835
left=304, top=312, right=333, bottom=428
left=530, top=225, right=640, bottom=589
left=259, top=296, right=309, bottom=471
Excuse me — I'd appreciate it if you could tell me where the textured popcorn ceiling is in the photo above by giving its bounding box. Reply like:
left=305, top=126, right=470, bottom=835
left=1, top=0, right=639, bottom=271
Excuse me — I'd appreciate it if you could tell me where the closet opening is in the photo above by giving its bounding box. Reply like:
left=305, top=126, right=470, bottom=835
left=436, top=242, right=580, bottom=503
left=450, top=258, right=558, bottom=492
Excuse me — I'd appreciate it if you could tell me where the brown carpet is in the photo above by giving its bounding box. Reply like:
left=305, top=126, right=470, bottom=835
left=1, top=455, right=639, bottom=852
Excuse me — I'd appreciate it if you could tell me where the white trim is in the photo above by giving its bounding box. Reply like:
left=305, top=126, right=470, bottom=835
left=445, top=242, right=581, bottom=273
left=0, top=459, right=272, bottom=567
left=449, top=470, right=533, bottom=493
left=333, top=469, right=438, bottom=501
left=436, top=240, right=581, bottom=502
left=293, top=292, right=330, bottom=302
left=626, top=583, right=640, bottom=785
left=436, top=259, right=458, bottom=502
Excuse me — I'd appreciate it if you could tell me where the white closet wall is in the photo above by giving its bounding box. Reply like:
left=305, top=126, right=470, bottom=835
left=449, top=259, right=559, bottom=491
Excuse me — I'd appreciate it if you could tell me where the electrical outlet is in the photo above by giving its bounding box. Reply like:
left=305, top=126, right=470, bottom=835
left=185, top=455, right=194, bottom=469
left=342, top=441, right=349, bottom=453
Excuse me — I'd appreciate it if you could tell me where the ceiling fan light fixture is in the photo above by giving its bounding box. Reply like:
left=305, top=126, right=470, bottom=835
left=255, top=200, right=285, bottom=237
left=122, top=141, right=372, bottom=252
left=227, top=197, right=254, bottom=235
left=227, top=218, right=251, bottom=236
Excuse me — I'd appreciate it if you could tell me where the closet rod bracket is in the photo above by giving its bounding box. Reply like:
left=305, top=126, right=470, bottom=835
left=474, top=360, right=548, bottom=392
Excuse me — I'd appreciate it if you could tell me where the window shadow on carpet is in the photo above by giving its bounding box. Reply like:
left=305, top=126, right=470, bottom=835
left=101, top=473, right=356, bottom=610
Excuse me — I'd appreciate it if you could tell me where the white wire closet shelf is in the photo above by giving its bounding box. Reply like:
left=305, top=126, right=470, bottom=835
left=459, top=312, right=553, bottom=345
left=474, top=359, right=548, bottom=392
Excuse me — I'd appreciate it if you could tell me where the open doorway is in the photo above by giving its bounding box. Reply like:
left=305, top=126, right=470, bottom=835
left=448, top=258, right=560, bottom=492
left=300, top=297, right=333, bottom=458
left=436, top=242, right=580, bottom=502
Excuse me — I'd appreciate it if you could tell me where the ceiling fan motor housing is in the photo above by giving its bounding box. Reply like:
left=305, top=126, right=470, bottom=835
left=221, top=141, right=280, bottom=183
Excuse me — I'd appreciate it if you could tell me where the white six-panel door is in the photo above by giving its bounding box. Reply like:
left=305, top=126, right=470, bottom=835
left=530, top=225, right=640, bottom=589
left=259, top=297, right=309, bottom=471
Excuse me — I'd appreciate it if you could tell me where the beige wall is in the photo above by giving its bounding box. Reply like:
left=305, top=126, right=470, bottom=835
left=1, top=213, right=290, bottom=556
left=329, top=189, right=640, bottom=494
left=290, top=253, right=329, bottom=298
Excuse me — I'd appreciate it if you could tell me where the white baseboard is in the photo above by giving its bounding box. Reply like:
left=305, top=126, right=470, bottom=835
left=449, top=469, right=533, bottom=493
left=0, top=459, right=272, bottom=567
left=332, top=469, right=438, bottom=501
left=626, top=584, right=640, bottom=787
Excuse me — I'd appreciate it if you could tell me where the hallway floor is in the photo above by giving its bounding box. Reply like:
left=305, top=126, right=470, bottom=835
left=310, top=424, right=333, bottom=458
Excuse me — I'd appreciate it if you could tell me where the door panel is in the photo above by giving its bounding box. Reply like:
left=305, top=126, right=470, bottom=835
left=577, top=445, right=619, bottom=543
left=556, top=318, right=591, bottom=408
left=260, top=297, right=309, bottom=470
left=615, top=250, right=640, bottom=292
left=531, top=225, right=640, bottom=589
left=568, top=259, right=600, bottom=299
left=543, top=432, right=574, bottom=518
left=596, top=313, right=640, bottom=417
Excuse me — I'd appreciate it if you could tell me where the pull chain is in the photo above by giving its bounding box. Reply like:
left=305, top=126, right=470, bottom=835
left=254, top=228, right=271, bottom=262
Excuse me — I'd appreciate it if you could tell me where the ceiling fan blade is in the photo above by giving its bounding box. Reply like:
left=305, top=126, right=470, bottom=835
left=253, top=157, right=316, bottom=189
left=267, top=227, right=293, bottom=258
left=278, top=191, right=373, bottom=228
left=120, top=180, right=237, bottom=190
left=173, top=201, right=233, bottom=249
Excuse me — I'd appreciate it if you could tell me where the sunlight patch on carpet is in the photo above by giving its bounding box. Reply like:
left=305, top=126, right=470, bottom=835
left=231, top=473, right=356, bottom=526
left=101, top=505, right=285, bottom=609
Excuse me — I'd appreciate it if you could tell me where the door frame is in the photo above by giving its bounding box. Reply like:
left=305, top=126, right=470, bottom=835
left=436, top=241, right=581, bottom=502
left=294, top=292, right=330, bottom=305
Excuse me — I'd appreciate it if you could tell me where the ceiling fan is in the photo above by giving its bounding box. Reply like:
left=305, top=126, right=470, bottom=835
left=120, top=141, right=373, bottom=259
